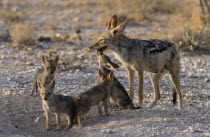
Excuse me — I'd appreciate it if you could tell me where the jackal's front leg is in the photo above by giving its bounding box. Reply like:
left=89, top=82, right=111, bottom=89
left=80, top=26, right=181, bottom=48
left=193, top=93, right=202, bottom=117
left=30, top=79, right=37, bottom=96
left=45, top=111, right=50, bottom=130
left=55, top=112, right=61, bottom=131
left=127, top=69, right=135, bottom=100
left=137, top=70, right=144, bottom=108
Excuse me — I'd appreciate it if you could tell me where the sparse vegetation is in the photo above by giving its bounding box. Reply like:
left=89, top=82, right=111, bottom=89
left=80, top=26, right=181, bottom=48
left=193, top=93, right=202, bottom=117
left=0, top=20, right=10, bottom=41
left=9, top=23, right=36, bottom=45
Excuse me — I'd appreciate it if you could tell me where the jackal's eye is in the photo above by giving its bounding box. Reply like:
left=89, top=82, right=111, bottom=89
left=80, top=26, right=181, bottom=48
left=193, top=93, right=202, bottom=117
left=99, top=39, right=105, bottom=44
left=46, top=67, right=50, bottom=69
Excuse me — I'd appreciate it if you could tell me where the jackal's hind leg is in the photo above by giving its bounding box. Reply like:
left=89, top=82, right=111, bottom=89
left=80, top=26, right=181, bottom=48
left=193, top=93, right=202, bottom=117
left=148, top=73, right=162, bottom=108
left=169, top=71, right=183, bottom=110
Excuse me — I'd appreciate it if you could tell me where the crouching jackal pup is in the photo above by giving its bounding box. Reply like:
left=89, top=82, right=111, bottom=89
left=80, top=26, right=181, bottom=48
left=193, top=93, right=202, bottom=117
left=37, top=79, right=77, bottom=131
left=90, top=15, right=183, bottom=110
left=97, top=51, right=136, bottom=109
left=30, top=55, right=59, bottom=96
left=76, top=70, right=113, bottom=127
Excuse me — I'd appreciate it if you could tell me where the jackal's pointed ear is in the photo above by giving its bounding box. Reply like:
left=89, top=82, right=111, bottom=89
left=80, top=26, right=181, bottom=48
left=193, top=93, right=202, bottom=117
left=37, top=80, right=43, bottom=88
left=107, top=71, right=114, bottom=80
left=109, top=61, right=120, bottom=69
left=111, top=19, right=128, bottom=37
left=98, top=69, right=105, bottom=79
left=108, top=15, right=118, bottom=29
left=49, top=79, right=55, bottom=88
left=54, top=55, right=59, bottom=63
left=41, top=55, right=47, bottom=64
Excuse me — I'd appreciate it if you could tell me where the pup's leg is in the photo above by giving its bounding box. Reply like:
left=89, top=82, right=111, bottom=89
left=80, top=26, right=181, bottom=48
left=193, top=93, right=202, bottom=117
left=55, top=112, right=61, bottom=131
left=45, top=111, right=50, bottom=130
left=97, top=104, right=103, bottom=117
left=77, top=115, right=82, bottom=127
left=102, top=99, right=108, bottom=116
left=65, top=115, right=73, bottom=130
left=30, top=79, right=37, bottom=96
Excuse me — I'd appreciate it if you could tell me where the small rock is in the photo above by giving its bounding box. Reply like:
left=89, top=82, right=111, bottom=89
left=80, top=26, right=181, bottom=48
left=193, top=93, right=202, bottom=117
left=106, top=129, right=113, bottom=134
left=204, top=78, right=210, bottom=83
left=26, top=61, right=34, bottom=66
left=34, top=117, right=40, bottom=124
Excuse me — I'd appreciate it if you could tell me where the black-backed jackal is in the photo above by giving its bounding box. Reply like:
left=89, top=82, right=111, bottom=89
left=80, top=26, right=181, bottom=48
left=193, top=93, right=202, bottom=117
left=90, top=15, right=183, bottom=110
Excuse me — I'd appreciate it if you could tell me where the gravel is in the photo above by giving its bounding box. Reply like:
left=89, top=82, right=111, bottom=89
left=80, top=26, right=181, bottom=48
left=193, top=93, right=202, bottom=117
left=0, top=37, right=209, bottom=137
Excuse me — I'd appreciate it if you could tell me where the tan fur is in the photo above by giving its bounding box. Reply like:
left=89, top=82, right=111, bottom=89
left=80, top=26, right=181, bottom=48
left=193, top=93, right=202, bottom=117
left=30, top=55, right=59, bottom=96
left=76, top=70, right=114, bottom=127
left=90, top=15, right=183, bottom=110
left=38, top=79, right=77, bottom=131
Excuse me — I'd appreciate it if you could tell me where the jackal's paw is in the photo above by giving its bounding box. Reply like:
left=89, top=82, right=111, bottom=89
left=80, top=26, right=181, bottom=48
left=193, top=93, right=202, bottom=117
left=64, top=126, right=72, bottom=131
left=45, top=126, right=50, bottom=131
left=135, top=106, right=141, bottom=109
left=105, top=113, right=110, bottom=116
left=54, top=127, right=62, bottom=131
left=178, top=106, right=183, bottom=111
left=78, top=124, right=82, bottom=128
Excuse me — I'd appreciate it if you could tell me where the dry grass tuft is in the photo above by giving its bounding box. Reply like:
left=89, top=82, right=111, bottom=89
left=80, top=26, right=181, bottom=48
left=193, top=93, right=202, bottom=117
left=0, top=9, right=25, bottom=25
left=9, top=23, right=36, bottom=45
left=150, top=0, right=210, bottom=52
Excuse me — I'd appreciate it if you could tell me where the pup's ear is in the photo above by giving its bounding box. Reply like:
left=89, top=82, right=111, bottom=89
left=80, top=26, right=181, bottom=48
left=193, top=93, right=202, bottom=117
left=108, top=15, right=118, bottom=29
left=111, top=19, right=128, bottom=37
left=107, top=71, right=114, bottom=80
left=98, top=69, right=106, bottom=79
left=54, top=55, right=59, bottom=63
left=49, top=79, right=55, bottom=88
left=37, top=80, right=43, bottom=88
left=109, top=62, right=120, bottom=69
left=41, top=55, right=47, bottom=64
left=104, top=54, right=120, bottom=69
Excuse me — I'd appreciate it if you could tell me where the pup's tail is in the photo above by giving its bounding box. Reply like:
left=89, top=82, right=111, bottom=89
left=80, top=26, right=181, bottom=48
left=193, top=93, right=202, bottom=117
left=172, top=87, right=177, bottom=106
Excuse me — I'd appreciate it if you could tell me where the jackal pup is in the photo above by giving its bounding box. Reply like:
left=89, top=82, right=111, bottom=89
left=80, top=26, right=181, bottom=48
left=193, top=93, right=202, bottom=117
left=30, top=55, right=59, bottom=96
left=37, top=79, right=77, bottom=131
left=97, top=51, right=136, bottom=109
left=76, top=70, right=113, bottom=127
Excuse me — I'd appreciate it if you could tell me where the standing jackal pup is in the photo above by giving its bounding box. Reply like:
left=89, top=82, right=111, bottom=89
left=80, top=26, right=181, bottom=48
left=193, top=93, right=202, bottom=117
left=97, top=51, right=136, bottom=109
left=90, top=15, right=183, bottom=110
left=30, top=55, right=59, bottom=96
left=76, top=70, right=113, bottom=127
left=37, top=79, right=77, bottom=131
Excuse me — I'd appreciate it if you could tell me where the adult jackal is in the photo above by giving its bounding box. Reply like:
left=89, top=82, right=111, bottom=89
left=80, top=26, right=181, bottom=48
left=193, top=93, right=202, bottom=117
left=90, top=15, right=183, bottom=110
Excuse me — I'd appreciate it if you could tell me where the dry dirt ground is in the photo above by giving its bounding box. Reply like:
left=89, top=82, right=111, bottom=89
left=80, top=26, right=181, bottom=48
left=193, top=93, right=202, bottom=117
left=0, top=0, right=210, bottom=137
left=0, top=36, right=209, bottom=137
